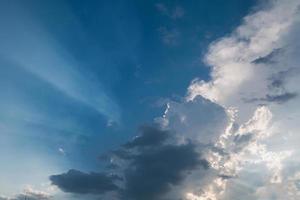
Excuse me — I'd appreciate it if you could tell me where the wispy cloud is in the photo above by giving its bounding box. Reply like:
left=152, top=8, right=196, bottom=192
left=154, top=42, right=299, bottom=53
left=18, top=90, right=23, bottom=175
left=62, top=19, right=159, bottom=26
left=155, top=3, right=185, bottom=20
left=158, top=26, right=180, bottom=46
left=155, top=3, right=184, bottom=46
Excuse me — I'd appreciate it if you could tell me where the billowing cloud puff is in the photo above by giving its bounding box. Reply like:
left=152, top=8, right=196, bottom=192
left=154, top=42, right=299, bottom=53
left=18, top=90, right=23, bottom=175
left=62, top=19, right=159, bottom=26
left=188, top=0, right=300, bottom=118
left=185, top=0, right=300, bottom=199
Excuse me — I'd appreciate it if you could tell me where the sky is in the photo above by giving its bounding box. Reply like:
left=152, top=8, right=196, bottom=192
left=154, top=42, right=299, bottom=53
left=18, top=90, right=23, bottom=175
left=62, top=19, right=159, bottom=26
left=1, top=0, right=300, bottom=199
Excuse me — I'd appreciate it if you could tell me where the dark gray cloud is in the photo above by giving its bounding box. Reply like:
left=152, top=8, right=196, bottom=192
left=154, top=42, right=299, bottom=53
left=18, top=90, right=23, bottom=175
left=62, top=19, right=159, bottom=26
left=123, top=143, right=208, bottom=200
left=245, top=91, right=298, bottom=104
left=234, top=133, right=253, bottom=144
left=265, top=69, right=298, bottom=103
left=264, top=92, right=298, bottom=103
left=268, top=68, right=296, bottom=89
left=50, top=126, right=209, bottom=199
left=218, top=174, right=234, bottom=180
left=252, top=48, right=283, bottom=64
left=232, top=133, right=254, bottom=152
left=50, top=170, right=120, bottom=194
left=123, top=125, right=170, bottom=149
left=244, top=68, right=298, bottom=104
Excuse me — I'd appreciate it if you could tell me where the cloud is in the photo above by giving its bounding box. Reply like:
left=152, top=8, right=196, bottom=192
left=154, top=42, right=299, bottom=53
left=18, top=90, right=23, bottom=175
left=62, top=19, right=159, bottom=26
left=0, top=2, right=121, bottom=194
left=122, top=142, right=207, bottom=200
left=155, top=3, right=185, bottom=20
left=50, top=170, right=120, bottom=194
left=187, top=0, right=300, bottom=112
left=244, top=68, right=299, bottom=104
left=258, top=92, right=297, bottom=104
left=49, top=0, right=300, bottom=199
left=251, top=48, right=283, bottom=64
left=51, top=96, right=228, bottom=199
left=0, top=187, right=52, bottom=200
left=158, top=26, right=180, bottom=46
left=51, top=125, right=210, bottom=200
left=185, top=0, right=300, bottom=199
left=123, top=125, right=170, bottom=148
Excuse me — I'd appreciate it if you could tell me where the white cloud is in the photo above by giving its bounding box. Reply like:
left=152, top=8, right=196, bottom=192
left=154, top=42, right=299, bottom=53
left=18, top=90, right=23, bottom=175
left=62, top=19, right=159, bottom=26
left=0, top=185, right=54, bottom=200
left=156, top=96, right=228, bottom=144
left=187, top=0, right=300, bottom=120
left=182, top=0, right=300, bottom=199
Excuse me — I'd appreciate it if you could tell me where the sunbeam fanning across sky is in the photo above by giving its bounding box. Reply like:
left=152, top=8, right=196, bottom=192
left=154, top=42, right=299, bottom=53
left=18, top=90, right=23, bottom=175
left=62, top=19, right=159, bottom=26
left=0, top=1, right=120, bottom=123
left=1, top=0, right=300, bottom=200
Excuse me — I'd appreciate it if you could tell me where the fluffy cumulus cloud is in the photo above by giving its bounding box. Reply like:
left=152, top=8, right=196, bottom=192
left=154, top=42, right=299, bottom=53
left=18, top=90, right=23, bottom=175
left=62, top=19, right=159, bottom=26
left=50, top=0, right=300, bottom=199
left=187, top=0, right=300, bottom=113
left=186, top=0, right=300, bottom=199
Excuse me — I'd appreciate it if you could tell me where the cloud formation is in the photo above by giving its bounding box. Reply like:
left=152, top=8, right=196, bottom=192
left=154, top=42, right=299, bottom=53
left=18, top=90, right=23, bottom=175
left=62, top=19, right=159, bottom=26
left=50, top=0, right=300, bottom=199
left=122, top=142, right=207, bottom=200
left=188, top=0, right=300, bottom=111
left=186, top=0, right=300, bottom=199
left=51, top=97, right=226, bottom=199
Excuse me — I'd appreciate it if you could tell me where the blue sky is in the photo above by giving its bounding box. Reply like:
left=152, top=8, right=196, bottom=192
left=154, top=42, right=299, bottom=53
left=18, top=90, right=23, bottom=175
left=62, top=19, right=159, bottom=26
left=3, top=0, right=300, bottom=200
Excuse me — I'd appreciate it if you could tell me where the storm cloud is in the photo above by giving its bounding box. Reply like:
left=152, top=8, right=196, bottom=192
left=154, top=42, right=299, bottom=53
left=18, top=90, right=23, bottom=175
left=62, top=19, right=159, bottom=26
left=50, top=170, right=120, bottom=195
left=51, top=125, right=210, bottom=200
left=122, top=142, right=208, bottom=200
